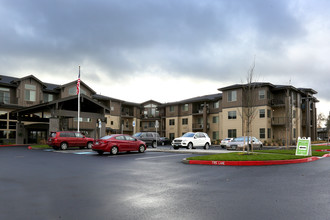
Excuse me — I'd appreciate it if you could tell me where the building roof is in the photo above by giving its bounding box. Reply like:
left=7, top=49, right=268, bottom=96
left=161, top=93, right=223, bottom=107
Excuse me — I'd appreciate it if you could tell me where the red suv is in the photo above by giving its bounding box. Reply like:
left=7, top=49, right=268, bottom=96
left=47, top=131, right=94, bottom=150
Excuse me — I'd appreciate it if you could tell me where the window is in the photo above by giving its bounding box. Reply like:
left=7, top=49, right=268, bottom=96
left=69, top=86, right=86, bottom=95
left=169, top=133, right=175, bottom=140
left=124, top=136, right=134, bottom=141
left=212, top=131, right=219, bottom=140
left=293, top=110, right=296, bottom=119
left=182, top=118, right=188, bottom=125
left=0, top=87, right=10, bottom=104
left=212, top=116, right=219, bottom=123
left=228, top=111, right=236, bottom=119
left=169, top=106, right=174, bottom=112
left=259, top=109, right=265, bottom=118
left=213, top=101, right=219, bottom=109
left=43, top=93, right=53, bottom=102
left=259, top=90, right=265, bottom=100
left=293, top=128, right=296, bottom=138
left=24, top=84, right=36, bottom=101
left=169, top=119, right=175, bottom=126
left=110, top=106, right=114, bottom=111
left=267, top=110, right=271, bottom=118
left=268, top=128, right=271, bottom=139
left=181, top=104, right=188, bottom=111
left=227, top=90, right=237, bottom=102
left=115, top=135, right=125, bottom=140
left=228, top=129, right=237, bottom=138
left=260, top=128, right=265, bottom=139
left=111, top=121, right=114, bottom=125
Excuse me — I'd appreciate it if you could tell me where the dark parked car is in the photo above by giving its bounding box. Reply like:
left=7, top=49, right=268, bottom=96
left=47, top=131, right=94, bottom=150
left=92, top=134, right=146, bottom=155
left=133, top=132, right=160, bottom=148
left=159, top=137, right=171, bottom=145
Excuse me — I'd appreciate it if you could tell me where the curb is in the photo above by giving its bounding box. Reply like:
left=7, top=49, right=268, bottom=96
left=183, top=154, right=330, bottom=166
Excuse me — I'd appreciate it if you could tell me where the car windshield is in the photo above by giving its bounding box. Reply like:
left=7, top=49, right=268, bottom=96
left=233, top=137, right=251, bottom=142
left=100, top=135, right=115, bottom=139
left=182, top=133, right=195, bottom=137
left=133, top=133, right=141, bottom=137
left=50, top=132, right=56, bottom=137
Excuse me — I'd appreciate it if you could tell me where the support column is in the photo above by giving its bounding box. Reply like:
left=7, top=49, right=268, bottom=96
left=16, top=122, right=25, bottom=144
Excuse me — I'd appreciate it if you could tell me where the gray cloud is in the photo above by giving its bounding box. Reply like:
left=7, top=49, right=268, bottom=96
left=0, top=0, right=330, bottom=101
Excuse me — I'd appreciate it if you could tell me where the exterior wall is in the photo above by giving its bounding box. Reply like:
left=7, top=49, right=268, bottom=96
left=208, top=113, right=221, bottom=141
left=166, top=117, right=179, bottom=138
left=17, top=78, right=43, bottom=106
left=250, top=106, right=272, bottom=141
left=222, top=107, right=243, bottom=138
left=177, top=115, right=192, bottom=136
left=60, top=83, right=93, bottom=99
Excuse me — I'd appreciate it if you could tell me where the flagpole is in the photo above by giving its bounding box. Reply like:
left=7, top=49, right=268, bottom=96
left=77, top=66, right=81, bottom=132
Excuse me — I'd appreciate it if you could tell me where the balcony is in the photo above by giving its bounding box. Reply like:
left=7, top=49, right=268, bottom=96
left=192, top=123, right=209, bottom=131
left=271, top=117, right=286, bottom=126
left=271, top=99, right=285, bottom=107
left=123, top=125, right=133, bottom=131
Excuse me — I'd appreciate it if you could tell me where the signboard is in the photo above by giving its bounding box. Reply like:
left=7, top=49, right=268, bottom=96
left=132, top=121, right=135, bottom=127
left=155, top=120, right=159, bottom=128
left=295, top=137, right=311, bottom=156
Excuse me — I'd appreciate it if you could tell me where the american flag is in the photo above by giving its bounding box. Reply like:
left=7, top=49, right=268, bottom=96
left=76, top=72, right=80, bottom=95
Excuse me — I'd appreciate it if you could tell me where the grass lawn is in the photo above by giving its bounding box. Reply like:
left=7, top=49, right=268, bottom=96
left=187, top=145, right=330, bottom=161
left=30, top=144, right=51, bottom=149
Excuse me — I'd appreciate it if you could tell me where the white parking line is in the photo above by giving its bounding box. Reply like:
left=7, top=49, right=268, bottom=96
left=135, top=154, right=192, bottom=160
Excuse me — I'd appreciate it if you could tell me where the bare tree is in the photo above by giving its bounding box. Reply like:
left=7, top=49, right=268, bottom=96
left=238, top=61, right=259, bottom=154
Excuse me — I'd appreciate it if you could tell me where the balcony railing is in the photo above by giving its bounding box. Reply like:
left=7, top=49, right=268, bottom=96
left=271, top=99, right=285, bottom=107
left=271, top=117, right=286, bottom=125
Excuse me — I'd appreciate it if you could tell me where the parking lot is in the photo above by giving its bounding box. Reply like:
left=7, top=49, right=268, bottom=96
left=1, top=145, right=330, bottom=220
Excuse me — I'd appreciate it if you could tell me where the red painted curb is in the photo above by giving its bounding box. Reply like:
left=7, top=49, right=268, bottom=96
left=186, top=156, right=321, bottom=166
left=0, top=145, right=28, bottom=147
left=315, top=149, right=330, bottom=152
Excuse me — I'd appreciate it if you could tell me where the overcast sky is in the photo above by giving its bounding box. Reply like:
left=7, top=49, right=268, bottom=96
left=1, top=0, right=329, bottom=115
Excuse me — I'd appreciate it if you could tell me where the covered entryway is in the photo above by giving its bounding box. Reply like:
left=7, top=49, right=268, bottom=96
left=14, top=94, right=109, bottom=144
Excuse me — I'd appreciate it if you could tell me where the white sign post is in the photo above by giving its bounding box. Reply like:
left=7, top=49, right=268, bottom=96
left=98, top=120, right=102, bottom=139
left=155, top=120, right=159, bottom=148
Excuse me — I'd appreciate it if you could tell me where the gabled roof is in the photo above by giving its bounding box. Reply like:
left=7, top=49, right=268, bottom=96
left=161, top=93, right=222, bottom=107
left=61, top=80, right=96, bottom=94
left=12, top=75, right=46, bottom=87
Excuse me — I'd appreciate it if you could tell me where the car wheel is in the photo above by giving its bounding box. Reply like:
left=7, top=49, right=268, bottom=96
left=97, top=151, right=104, bottom=155
left=111, top=146, right=118, bottom=155
left=204, top=143, right=210, bottom=150
left=152, top=141, right=157, bottom=148
left=87, top=142, right=93, bottom=149
left=138, top=145, right=146, bottom=153
left=187, top=142, right=193, bottom=150
left=60, top=142, right=68, bottom=150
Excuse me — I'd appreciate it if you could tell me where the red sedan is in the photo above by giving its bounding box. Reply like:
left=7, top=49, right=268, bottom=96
left=92, top=134, right=146, bottom=155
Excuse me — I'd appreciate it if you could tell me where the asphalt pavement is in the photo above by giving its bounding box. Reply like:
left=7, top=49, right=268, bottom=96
left=1, top=145, right=330, bottom=220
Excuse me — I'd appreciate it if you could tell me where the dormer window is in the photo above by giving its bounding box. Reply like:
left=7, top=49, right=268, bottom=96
left=24, top=84, right=36, bottom=101
left=227, top=90, right=237, bottom=102
left=0, top=87, right=10, bottom=104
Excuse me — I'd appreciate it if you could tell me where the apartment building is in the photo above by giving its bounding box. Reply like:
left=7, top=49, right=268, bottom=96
left=0, top=75, right=108, bottom=144
left=0, top=74, right=318, bottom=145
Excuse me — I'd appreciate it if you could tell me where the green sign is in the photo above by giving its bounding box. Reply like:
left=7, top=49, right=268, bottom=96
left=295, top=137, right=311, bottom=156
